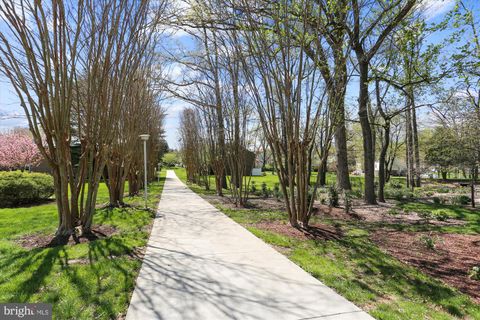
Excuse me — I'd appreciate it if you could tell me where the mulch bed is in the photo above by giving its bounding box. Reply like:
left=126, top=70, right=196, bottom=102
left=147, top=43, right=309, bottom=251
left=315, top=204, right=364, bottom=220
left=371, top=230, right=480, bottom=303
left=204, top=194, right=288, bottom=211
left=252, top=221, right=343, bottom=241
left=17, top=225, right=117, bottom=249
left=315, top=202, right=466, bottom=227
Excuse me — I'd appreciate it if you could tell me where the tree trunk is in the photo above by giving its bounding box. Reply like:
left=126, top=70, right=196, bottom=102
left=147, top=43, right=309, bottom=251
left=471, top=180, right=476, bottom=208
left=378, top=122, right=390, bottom=203
left=307, top=143, right=314, bottom=186
left=472, top=166, right=477, bottom=208
left=106, top=161, right=126, bottom=207
left=128, top=170, right=140, bottom=196
left=318, top=160, right=327, bottom=186
left=441, top=171, right=447, bottom=180
left=405, top=95, right=415, bottom=189
left=330, top=90, right=351, bottom=190
left=411, top=93, right=421, bottom=187
left=52, top=166, right=74, bottom=236
left=358, top=60, right=376, bottom=204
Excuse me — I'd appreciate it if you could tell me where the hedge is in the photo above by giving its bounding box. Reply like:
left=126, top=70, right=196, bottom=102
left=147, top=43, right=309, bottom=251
left=0, top=171, right=54, bottom=207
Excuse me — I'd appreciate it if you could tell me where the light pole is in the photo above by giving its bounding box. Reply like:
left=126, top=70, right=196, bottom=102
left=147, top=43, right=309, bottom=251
left=139, top=134, right=150, bottom=209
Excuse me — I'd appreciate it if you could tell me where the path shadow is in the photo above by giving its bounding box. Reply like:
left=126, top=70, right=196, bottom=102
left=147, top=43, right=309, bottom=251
left=128, top=244, right=364, bottom=320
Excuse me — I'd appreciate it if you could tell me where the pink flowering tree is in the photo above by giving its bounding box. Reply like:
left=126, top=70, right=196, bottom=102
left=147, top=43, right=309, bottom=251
left=0, top=131, right=42, bottom=170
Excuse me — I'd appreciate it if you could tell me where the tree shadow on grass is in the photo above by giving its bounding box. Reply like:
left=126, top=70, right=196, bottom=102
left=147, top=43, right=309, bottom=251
left=335, top=235, right=477, bottom=318
left=0, top=230, right=144, bottom=318
left=0, top=245, right=68, bottom=301
left=57, top=237, right=137, bottom=318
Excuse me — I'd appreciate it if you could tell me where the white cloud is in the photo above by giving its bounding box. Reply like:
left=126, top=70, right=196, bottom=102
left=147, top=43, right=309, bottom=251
left=0, top=116, right=28, bottom=132
left=0, top=111, right=25, bottom=120
left=161, top=0, right=194, bottom=38
left=421, top=0, right=455, bottom=21
left=163, top=26, right=192, bottom=39
left=166, top=63, right=184, bottom=79
left=165, top=99, right=188, bottom=117
left=453, top=88, right=479, bottom=99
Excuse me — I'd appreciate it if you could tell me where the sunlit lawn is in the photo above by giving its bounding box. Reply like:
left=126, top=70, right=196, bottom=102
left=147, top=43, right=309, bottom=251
left=0, top=170, right=166, bottom=319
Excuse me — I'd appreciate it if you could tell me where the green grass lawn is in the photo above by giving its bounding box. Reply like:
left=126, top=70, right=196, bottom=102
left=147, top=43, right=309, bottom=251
left=0, top=170, right=166, bottom=320
left=172, top=167, right=407, bottom=198
left=173, top=167, right=480, bottom=320
left=391, top=202, right=480, bottom=234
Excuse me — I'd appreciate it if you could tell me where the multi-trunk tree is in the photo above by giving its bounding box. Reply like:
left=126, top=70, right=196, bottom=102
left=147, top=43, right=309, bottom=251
left=239, top=0, right=327, bottom=227
left=0, top=0, right=165, bottom=235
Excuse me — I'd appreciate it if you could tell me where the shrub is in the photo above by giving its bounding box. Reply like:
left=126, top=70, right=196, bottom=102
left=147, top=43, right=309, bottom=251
left=0, top=171, right=54, bottom=207
left=419, top=234, right=438, bottom=250
left=432, top=209, right=449, bottom=221
left=349, top=188, right=363, bottom=199
left=261, top=182, right=270, bottom=198
left=385, top=187, right=413, bottom=201
left=387, top=180, right=403, bottom=189
left=328, top=185, right=339, bottom=207
left=436, top=187, right=450, bottom=194
left=450, top=195, right=471, bottom=205
left=250, top=181, right=257, bottom=194
left=469, top=266, right=480, bottom=281
left=417, top=210, right=432, bottom=221
left=273, top=183, right=283, bottom=201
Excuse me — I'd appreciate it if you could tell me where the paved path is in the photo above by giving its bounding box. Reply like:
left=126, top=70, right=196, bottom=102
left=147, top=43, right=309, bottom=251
left=126, top=170, right=374, bottom=320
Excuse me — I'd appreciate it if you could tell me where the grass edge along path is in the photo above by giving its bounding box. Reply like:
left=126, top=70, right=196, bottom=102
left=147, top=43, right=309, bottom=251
left=173, top=167, right=480, bottom=320
left=0, top=170, right=167, bottom=320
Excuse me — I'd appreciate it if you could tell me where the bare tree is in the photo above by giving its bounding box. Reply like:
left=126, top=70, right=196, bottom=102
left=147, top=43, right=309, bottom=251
left=162, top=19, right=228, bottom=196
left=0, top=1, right=85, bottom=235
left=179, top=108, right=204, bottom=183
left=239, top=0, right=327, bottom=227
left=0, top=0, right=164, bottom=235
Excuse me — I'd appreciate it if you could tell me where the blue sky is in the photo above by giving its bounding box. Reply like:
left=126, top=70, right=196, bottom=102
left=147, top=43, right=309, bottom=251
left=0, top=0, right=467, bottom=149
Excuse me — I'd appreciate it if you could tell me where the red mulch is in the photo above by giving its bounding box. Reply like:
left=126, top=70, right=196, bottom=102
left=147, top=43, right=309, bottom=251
left=17, top=225, right=117, bottom=249
left=315, top=204, right=364, bottom=220
left=371, top=230, right=480, bottom=303
left=204, top=194, right=287, bottom=211
left=252, top=221, right=343, bottom=241
left=315, top=202, right=466, bottom=227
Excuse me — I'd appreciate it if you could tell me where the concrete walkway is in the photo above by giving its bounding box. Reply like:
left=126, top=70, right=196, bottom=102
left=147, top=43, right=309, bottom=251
left=126, top=170, right=374, bottom=320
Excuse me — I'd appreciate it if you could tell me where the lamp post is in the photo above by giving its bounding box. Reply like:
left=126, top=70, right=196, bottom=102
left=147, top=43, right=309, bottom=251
left=139, top=134, right=150, bottom=209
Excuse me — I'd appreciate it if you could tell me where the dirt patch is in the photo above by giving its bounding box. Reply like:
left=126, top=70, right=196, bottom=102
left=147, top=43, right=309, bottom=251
left=371, top=230, right=480, bottom=303
left=17, top=225, right=117, bottom=249
left=68, top=258, right=90, bottom=265
left=252, top=221, right=343, bottom=241
left=128, top=246, right=146, bottom=260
